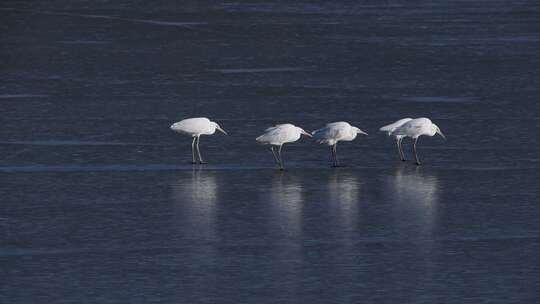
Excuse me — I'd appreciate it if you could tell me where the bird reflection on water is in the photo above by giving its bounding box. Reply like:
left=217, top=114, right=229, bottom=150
left=386, top=164, right=440, bottom=240
left=170, top=168, right=219, bottom=241
left=266, top=172, right=304, bottom=238
left=327, top=171, right=362, bottom=230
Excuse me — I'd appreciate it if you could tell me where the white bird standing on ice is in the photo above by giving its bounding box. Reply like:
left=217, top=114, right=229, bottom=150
left=392, top=117, right=446, bottom=165
left=170, top=117, right=227, bottom=164
left=256, top=123, right=312, bottom=170
left=312, top=122, right=368, bottom=167
left=379, top=118, right=413, bottom=161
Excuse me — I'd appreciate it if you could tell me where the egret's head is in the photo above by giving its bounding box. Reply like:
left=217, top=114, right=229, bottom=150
left=298, top=127, right=313, bottom=137
left=213, top=122, right=228, bottom=135
left=432, top=123, right=445, bottom=140
left=353, top=127, right=368, bottom=136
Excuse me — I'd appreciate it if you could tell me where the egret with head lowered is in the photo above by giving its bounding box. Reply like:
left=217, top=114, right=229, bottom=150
left=379, top=118, right=413, bottom=161
left=170, top=117, right=227, bottom=164
left=312, top=122, right=368, bottom=167
left=256, top=123, right=312, bottom=170
left=392, top=117, right=445, bottom=165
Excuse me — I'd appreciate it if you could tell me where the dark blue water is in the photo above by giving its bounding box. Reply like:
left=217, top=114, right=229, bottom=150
left=1, top=1, right=539, bottom=303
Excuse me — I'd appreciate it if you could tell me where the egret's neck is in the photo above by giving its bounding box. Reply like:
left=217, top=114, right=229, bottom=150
left=429, top=124, right=438, bottom=136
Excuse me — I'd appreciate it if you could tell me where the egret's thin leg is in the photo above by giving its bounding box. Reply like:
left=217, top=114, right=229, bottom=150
left=401, top=138, right=407, bottom=160
left=278, top=145, right=284, bottom=170
left=397, top=137, right=405, bottom=161
left=270, top=146, right=280, bottom=165
left=413, top=137, right=421, bottom=165
left=191, top=136, right=197, bottom=164
left=330, top=145, right=335, bottom=166
left=333, top=144, right=339, bottom=167
left=196, top=136, right=206, bottom=164
left=399, top=138, right=406, bottom=161
left=396, top=137, right=402, bottom=160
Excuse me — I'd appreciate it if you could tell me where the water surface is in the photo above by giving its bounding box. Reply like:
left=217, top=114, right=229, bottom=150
left=1, top=1, right=539, bottom=303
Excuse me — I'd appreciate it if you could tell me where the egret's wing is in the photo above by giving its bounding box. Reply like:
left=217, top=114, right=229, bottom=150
left=313, top=123, right=347, bottom=143
left=313, top=126, right=339, bottom=139
left=393, top=120, right=422, bottom=136
left=264, top=126, right=277, bottom=132
left=174, top=117, right=210, bottom=134
left=265, top=124, right=289, bottom=132
left=257, top=125, right=290, bottom=143
left=380, top=118, right=413, bottom=134
left=379, top=123, right=395, bottom=132
left=324, top=122, right=348, bottom=128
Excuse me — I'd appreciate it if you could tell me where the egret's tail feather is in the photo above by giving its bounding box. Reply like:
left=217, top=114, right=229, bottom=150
left=379, top=125, right=393, bottom=132
left=256, top=134, right=270, bottom=143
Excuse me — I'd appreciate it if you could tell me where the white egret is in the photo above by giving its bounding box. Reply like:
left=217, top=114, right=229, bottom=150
left=256, top=123, right=312, bottom=170
left=379, top=118, right=413, bottom=161
left=312, top=122, right=368, bottom=167
left=170, top=117, right=227, bottom=164
left=392, top=117, right=446, bottom=165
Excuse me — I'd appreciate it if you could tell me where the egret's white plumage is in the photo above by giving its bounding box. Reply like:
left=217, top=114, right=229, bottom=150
left=380, top=118, right=413, bottom=136
left=379, top=118, right=413, bottom=161
left=256, top=123, right=312, bottom=170
left=312, top=122, right=368, bottom=167
left=392, top=117, right=445, bottom=165
left=170, top=117, right=227, bottom=164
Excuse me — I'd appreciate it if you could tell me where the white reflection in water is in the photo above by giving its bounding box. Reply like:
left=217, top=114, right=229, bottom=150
left=386, top=165, right=440, bottom=295
left=386, top=165, right=439, bottom=238
left=327, top=171, right=361, bottom=229
left=171, top=169, right=218, bottom=240
left=267, top=172, right=304, bottom=237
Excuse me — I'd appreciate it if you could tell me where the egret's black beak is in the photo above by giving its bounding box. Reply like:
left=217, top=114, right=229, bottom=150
left=301, top=130, right=313, bottom=137
left=217, top=126, right=228, bottom=135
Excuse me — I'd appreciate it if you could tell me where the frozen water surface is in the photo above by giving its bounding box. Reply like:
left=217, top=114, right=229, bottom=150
left=1, top=1, right=539, bottom=303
